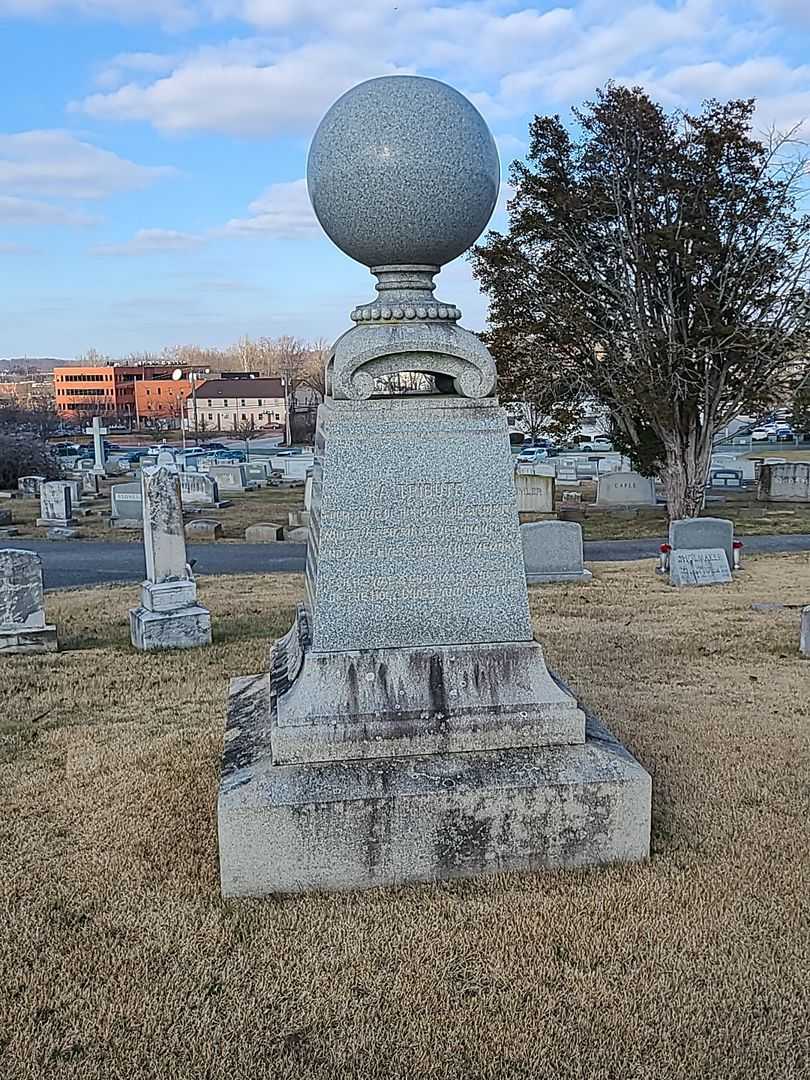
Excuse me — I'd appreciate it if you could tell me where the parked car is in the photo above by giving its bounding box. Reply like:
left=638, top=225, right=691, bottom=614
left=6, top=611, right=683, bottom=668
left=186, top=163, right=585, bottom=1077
left=750, top=427, right=772, bottom=441
left=577, top=439, right=613, bottom=452
left=516, top=447, right=549, bottom=465
left=214, top=450, right=246, bottom=462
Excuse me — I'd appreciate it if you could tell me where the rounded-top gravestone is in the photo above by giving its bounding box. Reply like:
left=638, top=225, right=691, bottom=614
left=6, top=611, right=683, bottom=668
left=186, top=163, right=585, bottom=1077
left=307, top=75, right=500, bottom=268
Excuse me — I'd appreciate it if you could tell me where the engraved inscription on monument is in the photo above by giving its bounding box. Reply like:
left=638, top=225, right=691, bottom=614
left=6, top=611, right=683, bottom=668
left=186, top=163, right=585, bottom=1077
left=305, top=396, right=533, bottom=652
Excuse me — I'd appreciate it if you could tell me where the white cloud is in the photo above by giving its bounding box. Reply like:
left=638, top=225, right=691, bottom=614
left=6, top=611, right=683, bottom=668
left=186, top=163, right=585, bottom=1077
left=91, top=228, right=205, bottom=255
left=77, top=42, right=407, bottom=136
left=0, top=194, right=97, bottom=225
left=0, top=0, right=196, bottom=30
left=0, top=130, right=175, bottom=199
left=221, top=178, right=318, bottom=238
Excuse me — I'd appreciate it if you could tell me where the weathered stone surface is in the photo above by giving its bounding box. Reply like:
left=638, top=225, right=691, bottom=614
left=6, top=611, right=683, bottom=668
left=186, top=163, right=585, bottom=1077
left=669, top=548, right=733, bottom=588
left=18, top=476, right=45, bottom=497
left=284, top=526, right=309, bottom=542
left=521, top=521, right=592, bottom=584
left=38, top=481, right=73, bottom=527
left=179, top=472, right=219, bottom=507
left=243, top=462, right=269, bottom=486
left=515, top=471, right=554, bottom=513
left=209, top=465, right=255, bottom=493
left=47, top=527, right=81, bottom=540
left=287, top=509, right=310, bottom=528
left=304, top=475, right=313, bottom=510
left=669, top=516, right=734, bottom=572
left=0, top=549, right=57, bottom=654
left=218, top=674, right=651, bottom=896
left=142, top=467, right=187, bottom=583
left=0, top=491, right=19, bottom=499
left=130, top=605, right=212, bottom=650
left=271, top=627, right=585, bottom=765
left=801, top=607, right=810, bottom=658
left=110, top=482, right=143, bottom=528
left=758, top=462, right=810, bottom=503
left=0, top=509, right=11, bottom=526
left=80, top=472, right=101, bottom=497
left=130, top=464, right=211, bottom=651
left=185, top=519, right=223, bottom=539
left=245, top=523, right=284, bottom=542
left=596, top=471, right=656, bottom=507
left=306, top=396, right=532, bottom=652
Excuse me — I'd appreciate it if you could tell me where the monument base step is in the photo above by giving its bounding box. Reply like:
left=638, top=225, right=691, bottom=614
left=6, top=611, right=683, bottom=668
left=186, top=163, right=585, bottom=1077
left=269, top=625, right=586, bottom=764
left=36, top=518, right=75, bottom=527
left=218, top=674, right=651, bottom=897
left=0, top=624, right=58, bottom=654
left=526, top=569, right=593, bottom=584
left=129, top=605, right=212, bottom=651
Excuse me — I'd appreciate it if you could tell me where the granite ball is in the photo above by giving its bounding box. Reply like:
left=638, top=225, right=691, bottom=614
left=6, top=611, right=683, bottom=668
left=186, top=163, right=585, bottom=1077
left=307, top=75, right=500, bottom=269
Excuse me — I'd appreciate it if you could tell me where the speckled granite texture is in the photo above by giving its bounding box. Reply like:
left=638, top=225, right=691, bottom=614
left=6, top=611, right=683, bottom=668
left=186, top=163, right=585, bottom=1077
left=307, top=75, right=500, bottom=268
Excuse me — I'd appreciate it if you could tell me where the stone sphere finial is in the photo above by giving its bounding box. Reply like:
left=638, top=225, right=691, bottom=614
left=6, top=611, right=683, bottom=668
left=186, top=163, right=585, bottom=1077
left=307, top=75, right=500, bottom=269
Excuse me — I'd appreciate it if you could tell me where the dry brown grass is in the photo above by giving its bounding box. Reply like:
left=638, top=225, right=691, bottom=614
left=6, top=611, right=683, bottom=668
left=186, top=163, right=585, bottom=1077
left=7, top=484, right=305, bottom=543
left=1, top=558, right=809, bottom=1080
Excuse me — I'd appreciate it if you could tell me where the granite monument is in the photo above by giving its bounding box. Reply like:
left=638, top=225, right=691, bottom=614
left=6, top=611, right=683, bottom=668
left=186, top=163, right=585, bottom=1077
left=218, top=75, right=651, bottom=896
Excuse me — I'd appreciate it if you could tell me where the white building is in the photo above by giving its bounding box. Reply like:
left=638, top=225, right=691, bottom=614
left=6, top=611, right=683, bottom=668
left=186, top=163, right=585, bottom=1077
left=186, top=377, right=286, bottom=433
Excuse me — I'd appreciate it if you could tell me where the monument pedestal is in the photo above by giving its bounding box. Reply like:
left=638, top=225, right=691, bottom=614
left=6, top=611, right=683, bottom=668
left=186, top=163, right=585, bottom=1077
left=130, top=580, right=211, bottom=650
left=218, top=673, right=651, bottom=896
left=218, top=394, right=651, bottom=895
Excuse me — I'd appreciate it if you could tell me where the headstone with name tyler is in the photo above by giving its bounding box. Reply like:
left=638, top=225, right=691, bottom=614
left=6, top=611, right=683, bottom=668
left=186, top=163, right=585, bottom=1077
left=217, top=75, right=651, bottom=897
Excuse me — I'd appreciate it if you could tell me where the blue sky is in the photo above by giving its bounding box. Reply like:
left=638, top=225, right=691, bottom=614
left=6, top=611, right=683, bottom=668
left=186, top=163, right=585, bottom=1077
left=1, top=0, right=810, bottom=358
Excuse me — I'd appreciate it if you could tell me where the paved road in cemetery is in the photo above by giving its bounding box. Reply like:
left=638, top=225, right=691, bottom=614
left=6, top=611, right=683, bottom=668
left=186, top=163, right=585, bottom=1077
left=16, top=533, right=810, bottom=590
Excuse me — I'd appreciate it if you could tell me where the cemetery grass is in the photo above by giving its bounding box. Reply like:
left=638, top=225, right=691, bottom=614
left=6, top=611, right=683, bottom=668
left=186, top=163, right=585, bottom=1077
left=2, top=557, right=809, bottom=1080
left=532, top=498, right=810, bottom=541
left=7, top=484, right=305, bottom=542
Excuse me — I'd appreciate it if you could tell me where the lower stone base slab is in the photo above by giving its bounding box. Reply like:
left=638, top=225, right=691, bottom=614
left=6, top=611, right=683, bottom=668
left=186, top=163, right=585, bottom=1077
left=129, top=604, right=211, bottom=651
left=218, top=674, right=651, bottom=897
left=0, top=624, right=58, bottom=654
left=527, top=569, right=593, bottom=584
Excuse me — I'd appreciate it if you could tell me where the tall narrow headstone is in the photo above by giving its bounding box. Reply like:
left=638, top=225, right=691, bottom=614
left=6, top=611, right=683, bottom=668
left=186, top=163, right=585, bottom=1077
left=129, top=465, right=212, bottom=651
left=0, top=549, right=58, bottom=654
left=217, top=76, right=651, bottom=896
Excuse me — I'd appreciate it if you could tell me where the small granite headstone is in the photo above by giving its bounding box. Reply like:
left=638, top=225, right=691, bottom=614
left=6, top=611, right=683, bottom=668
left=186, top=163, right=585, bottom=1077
left=110, top=483, right=144, bottom=529
left=596, top=471, right=656, bottom=507
left=244, top=462, right=269, bottom=486
left=37, top=481, right=73, bottom=527
left=801, top=607, right=810, bottom=658
left=284, top=526, right=309, bottom=542
left=0, top=549, right=58, bottom=654
left=304, top=475, right=313, bottom=510
left=288, top=508, right=310, bottom=528
left=669, top=548, right=732, bottom=588
left=18, top=475, right=45, bottom=498
left=245, top=522, right=285, bottom=542
left=521, top=521, right=592, bottom=583
left=555, top=457, right=578, bottom=482
left=669, top=516, right=734, bottom=572
left=209, top=464, right=254, bottom=493
left=184, top=519, right=223, bottom=539
left=515, top=471, right=555, bottom=513
left=179, top=472, right=220, bottom=507
left=757, top=462, right=810, bottom=503
left=80, top=472, right=101, bottom=497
